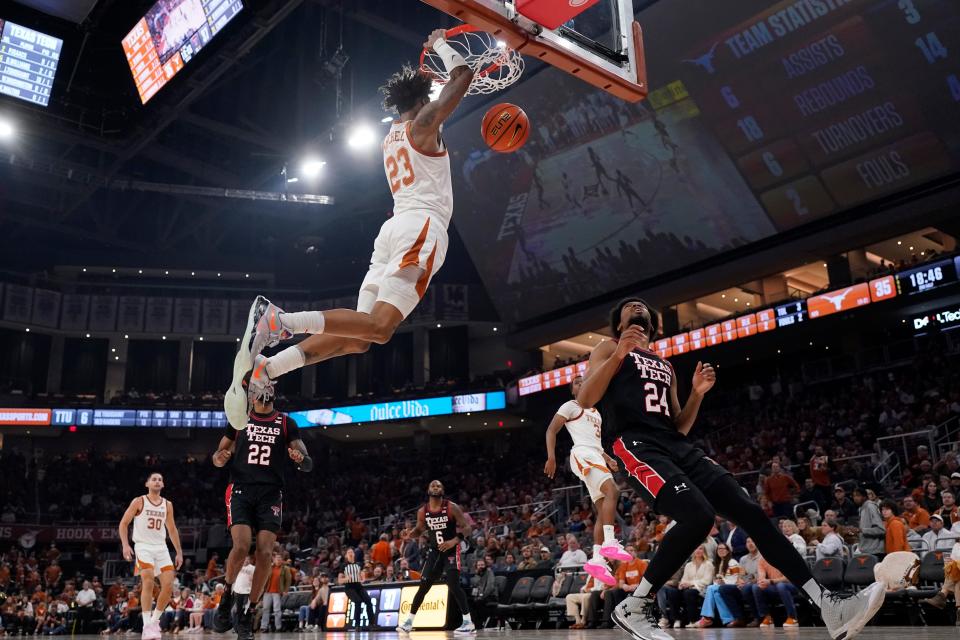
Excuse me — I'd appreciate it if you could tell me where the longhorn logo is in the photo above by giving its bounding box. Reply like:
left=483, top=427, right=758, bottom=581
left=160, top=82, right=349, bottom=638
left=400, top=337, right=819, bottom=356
left=683, top=42, right=720, bottom=74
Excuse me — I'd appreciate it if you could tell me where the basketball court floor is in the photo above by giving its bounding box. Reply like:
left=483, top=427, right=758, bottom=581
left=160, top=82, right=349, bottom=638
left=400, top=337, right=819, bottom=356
left=64, top=630, right=958, bottom=640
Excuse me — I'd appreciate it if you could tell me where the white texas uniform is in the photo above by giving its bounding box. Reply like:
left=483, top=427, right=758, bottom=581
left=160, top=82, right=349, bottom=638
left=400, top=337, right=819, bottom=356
left=557, top=400, right=612, bottom=503
left=359, top=121, right=452, bottom=318
left=132, top=496, right=174, bottom=573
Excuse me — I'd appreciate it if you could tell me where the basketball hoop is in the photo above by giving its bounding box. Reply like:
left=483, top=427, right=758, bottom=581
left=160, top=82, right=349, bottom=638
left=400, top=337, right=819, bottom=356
left=420, top=25, right=524, bottom=95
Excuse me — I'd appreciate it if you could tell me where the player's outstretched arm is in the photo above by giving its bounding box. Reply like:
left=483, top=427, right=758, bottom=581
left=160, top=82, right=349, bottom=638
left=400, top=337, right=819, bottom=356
left=118, top=497, right=141, bottom=561
left=411, top=29, right=474, bottom=145
left=577, top=326, right=644, bottom=409
left=671, top=361, right=716, bottom=435
left=165, top=501, right=183, bottom=569
left=544, top=414, right=567, bottom=479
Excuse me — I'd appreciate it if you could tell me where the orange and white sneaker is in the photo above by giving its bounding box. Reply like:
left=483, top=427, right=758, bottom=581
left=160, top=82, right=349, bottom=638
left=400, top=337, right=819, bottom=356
left=225, top=296, right=287, bottom=430
left=782, top=617, right=799, bottom=628
left=759, top=615, right=774, bottom=628
left=245, top=354, right=275, bottom=405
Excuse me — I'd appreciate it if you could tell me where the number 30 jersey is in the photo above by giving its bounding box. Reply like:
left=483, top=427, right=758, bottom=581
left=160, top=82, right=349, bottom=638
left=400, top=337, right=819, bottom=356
left=224, top=411, right=300, bottom=488
left=132, top=495, right=167, bottom=545
left=382, top=120, right=453, bottom=229
left=599, top=347, right=679, bottom=444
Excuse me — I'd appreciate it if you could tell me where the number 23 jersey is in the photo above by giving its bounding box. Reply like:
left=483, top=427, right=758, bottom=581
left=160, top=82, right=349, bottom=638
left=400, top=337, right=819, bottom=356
left=224, top=411, right=300, bottom=487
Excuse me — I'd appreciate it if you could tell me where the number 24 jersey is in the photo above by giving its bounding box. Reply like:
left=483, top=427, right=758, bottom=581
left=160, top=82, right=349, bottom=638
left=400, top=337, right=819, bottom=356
left=224, top=411, right=300, bottom=487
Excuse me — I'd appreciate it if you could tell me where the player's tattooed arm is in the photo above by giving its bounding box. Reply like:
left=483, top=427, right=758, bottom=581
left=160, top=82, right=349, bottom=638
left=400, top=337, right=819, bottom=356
left=212, top=436, right=235, bottom=467
left=411, top=30, right=474, bottom=147
left=543, top=414, right=567, bottom=479
left=672, top=361, right=716, bottom=435
left=288, top=438, right=313, bottom=473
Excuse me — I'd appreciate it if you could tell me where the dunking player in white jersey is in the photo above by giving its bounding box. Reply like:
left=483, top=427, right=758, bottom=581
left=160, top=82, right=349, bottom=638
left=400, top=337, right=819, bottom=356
left=544, top=374, right=632, bottom=586
left=224, top=28, right=475, bottom=429
left=118, top=472, right=183, bottom=640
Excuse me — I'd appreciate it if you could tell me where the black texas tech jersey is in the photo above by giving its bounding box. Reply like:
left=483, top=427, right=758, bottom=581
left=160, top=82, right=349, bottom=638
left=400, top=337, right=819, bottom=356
left=224, top=411, right=300, bottom=487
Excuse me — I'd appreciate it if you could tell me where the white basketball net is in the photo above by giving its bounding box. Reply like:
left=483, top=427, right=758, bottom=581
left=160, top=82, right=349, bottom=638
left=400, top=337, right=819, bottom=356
left=421, top=29, right=524, bottom=95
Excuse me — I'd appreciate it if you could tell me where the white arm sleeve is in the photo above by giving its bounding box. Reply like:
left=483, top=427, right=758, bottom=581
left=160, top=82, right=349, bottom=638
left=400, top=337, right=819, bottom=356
left=432, top=38, right=467, bottom=73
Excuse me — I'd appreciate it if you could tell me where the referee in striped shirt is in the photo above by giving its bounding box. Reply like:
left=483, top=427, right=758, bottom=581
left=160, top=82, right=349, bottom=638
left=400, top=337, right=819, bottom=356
left=340, top=548, right=375, bottom=628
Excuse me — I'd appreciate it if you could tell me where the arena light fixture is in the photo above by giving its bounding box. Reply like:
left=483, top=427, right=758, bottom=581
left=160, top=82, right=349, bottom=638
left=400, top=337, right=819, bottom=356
left=0, top=118, right=14, bottom=141
left=25, top=328, right=30, bottom=332
left=301, top=157, right=326, bottom=179
left=347, top=124, right=377, bottom=149
left=381, top=116, right=393, bottom=123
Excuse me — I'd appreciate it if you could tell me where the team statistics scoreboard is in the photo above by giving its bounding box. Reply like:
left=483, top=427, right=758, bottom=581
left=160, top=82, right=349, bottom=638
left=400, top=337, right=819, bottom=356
left=678, top=0, right=960, bottom=231
left=122, top=0, right=243, bottom=104
left=0, top=19, right=63, bottom=107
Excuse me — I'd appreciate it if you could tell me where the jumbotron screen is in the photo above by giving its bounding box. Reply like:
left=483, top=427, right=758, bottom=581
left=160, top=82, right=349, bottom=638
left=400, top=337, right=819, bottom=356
left=446, top=0, right=960, bottom=323
left=0, top=19, right=63, bottom=107
left=122, top=0, right=243, bottom=104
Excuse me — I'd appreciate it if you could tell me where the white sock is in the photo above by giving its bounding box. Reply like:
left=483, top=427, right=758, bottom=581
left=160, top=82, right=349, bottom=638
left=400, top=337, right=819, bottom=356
left=404, top=615, right=414, bottom=625
left=280, top=311, right=325, bottom=335
left=151, top=610, right=161, bottom=623
left=592, top=544, right=602, bottom=560
left=142, top=612, right=149, bottom=624
left=266, top=346, right=305, bottom=379
left=462, top=614, right=472, bottom=622
left=603, top=525, right=616, bottom=544
left=634, top=577, right=653, bottom=598
left=803, top=579, right=823, bottom=608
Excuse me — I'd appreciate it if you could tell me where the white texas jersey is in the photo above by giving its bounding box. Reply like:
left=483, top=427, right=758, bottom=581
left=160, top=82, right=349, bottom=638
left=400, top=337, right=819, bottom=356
left=382, top=121, right=453, bottom=228
left=556, top=400, right=603, bottom=451
left=132, top=496, right=168, bottom=546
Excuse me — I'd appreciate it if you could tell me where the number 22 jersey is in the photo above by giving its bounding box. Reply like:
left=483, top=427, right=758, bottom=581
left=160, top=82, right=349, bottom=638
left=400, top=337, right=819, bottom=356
left=224, top=411, right=300, bottom=488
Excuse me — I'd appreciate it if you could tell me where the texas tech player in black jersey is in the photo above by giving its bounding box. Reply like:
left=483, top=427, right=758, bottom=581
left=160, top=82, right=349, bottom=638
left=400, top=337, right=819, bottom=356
left=397, top=480, right=475, bottom=635
left=210, top=396, right=312, bottom=640
left=581, top=298, right=884, bottom=640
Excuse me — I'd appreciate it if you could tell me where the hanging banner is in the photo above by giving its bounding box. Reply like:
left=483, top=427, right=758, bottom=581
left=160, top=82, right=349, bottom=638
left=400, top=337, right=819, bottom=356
left=145, top=297, right=173, bottom=333
left=31, top=289, right=61, bottom=328
left=60, top=294, right=90, bottom=331
left=229, top=299, right=249, bottom=335
left=3, top=285, right=32, bottom=323
left=408, top=288, right=435, bottom=322
left=440, top=285, right=468, bottom=321
left=89, top=295, right=118, bottom=332
left=118, top=296, right=146, bottom=333
left=202, top=299, right=229, bottom=335
left=173, top=298, right=201, bottom=334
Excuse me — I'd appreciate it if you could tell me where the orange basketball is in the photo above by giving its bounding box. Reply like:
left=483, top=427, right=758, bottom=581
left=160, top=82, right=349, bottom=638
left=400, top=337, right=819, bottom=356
left=481, top=103, right=530, bottom=153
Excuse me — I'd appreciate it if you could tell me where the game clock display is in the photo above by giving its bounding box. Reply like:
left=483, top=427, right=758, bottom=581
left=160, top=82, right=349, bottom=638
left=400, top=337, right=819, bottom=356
left=122, top=0, right=243, bottom=104
left=896, top=257, right=960, bottom=295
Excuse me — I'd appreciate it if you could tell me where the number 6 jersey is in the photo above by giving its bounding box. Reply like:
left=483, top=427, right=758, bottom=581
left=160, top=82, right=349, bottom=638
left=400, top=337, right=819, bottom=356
left=224, top=411, right=300, bottom=488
